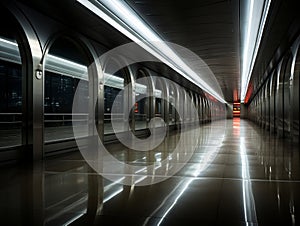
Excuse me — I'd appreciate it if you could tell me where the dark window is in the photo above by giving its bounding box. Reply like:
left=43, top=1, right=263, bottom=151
left=44, top=71, right=88, bottom=113
left=0, top=60, right=22, bottom=113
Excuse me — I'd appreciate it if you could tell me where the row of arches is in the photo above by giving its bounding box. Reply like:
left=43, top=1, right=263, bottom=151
left=0, top=4, right=225, bottom=161
left=247, top=35, right=300, bottom=142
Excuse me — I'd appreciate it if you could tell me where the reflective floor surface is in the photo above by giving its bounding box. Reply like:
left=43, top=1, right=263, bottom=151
left=0, top=118, right=299, bottom=225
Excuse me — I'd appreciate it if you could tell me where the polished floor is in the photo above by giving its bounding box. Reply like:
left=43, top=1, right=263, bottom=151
left=0, top=118, right=299, bottom=225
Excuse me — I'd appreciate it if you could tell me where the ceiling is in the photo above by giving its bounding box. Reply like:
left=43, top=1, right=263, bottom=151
left=4, top=0, right=299, bottom=106
left=15, top=0, right=241, bottom=103
left=124, top=0, right=240, bottom=103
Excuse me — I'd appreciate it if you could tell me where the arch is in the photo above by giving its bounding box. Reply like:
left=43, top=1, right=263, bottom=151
left=102, top=55, right=133, bottom=135
left=282, top=53, right=293, bottom=138
left=200, top=95, right=207, bottom=123
left=190, top=91, right=198, bottom=124
left=153, top=76, right=169, bottom=127
left=269, top=70, right=277, bottom=133
left=258, top=88, right=263, bottom=127
left=265, top=71, right=272, bottom=131
left=275, top=53, right=292, bottom=138
left=1, top=2, right=44, bottom=161
left=206, top=98, right=212, bottom=122
left=168, top=82, right=178, bottom=127
left=42, top=32, right=102, bottom=155
left=184, top=90, right=192, bottom=124
left=266, top=78, right=271, bottom=130
left=195, top=93, right=201, bottom=124
left=202, top=96, right=209, bottom=123
left=200, top=93, right=207, bottom=123
left=261, top=83, right=266, bottom=128
left=133, top=68, right=154, bottom=131
left=0, top=7, right=24, bottom=154
left=290, top=36, right=300, bottom=142
left=41, top=32, right=103, bottom=221
left=193, top=92, right=200, bottom=124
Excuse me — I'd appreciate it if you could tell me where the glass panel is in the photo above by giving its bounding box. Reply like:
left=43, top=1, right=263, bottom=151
left=169, top=84, right=176, bottom=125
left=104, top=70, right=127, bottom=134
left=44, top=39, right=88, bottom=142
left=135, top=70, right=150, bottom=130
left=276, top=56, right=289, bottom=135
left=270, top=70, right=277, bottom=132
left=192, top=93, right=199, bottom=123
left=292, top=47, right=299, bottom=141
left=185, top=91, right=192, bottom=123
left=154, top=78, right=164, bottom=128
left=203, top=98, right=208, bottom=122
left=198, top=95, right=202, bottom=123
left=0, top=36, right=22, bottom=148
left=283, top=55, right=292, bottom=134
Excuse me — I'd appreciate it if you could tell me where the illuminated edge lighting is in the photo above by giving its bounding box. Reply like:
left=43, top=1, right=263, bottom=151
left=64, top=213, right=85, bottom=226
left=241, top=0, right=272, bottom=103
left=103, top=188, right=123, bottom=203
left=144, top=135, right=223, bottom=225
left=143, top=181, right=183, bottom=225
left=157, top=180, right=191, bottom=226
left=156, top=144, right=222, bottom=225
left=241, top=0, right=254, bottom=103
left=47, top=55, right=87, bottom=70
left=0, top=38, right=159, bottom=87
left=103, top=176, right=125, bottom=192
left=0, top=37, right=86, bottom=70
left=0, top=37, right=18, bottom=46
left=76, top=0, right=227, bottom=104
left=0, top=37, right=88, bottom=79
left=240, top=137, right=257, bottom=223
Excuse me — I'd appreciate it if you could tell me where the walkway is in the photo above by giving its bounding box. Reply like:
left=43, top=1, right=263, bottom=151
left=0, top=119, right=299, bottom=225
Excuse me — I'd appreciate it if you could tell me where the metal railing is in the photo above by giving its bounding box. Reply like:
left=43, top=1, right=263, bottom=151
left=0, top=113, right=22, bottom=128
left=44, top=113, right=88, bottom=126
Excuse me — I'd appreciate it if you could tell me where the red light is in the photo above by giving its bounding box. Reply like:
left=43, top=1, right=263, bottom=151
left=233, top=102, right=240, bottom=117
left=134, top=102, right=138, bottom=113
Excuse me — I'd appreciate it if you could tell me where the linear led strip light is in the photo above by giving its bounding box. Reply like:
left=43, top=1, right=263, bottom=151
left=76, top=0, right=227, bottom=104
left=241, top=0, right=272, bottom=103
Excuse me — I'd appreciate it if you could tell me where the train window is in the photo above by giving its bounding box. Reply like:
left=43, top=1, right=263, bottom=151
left=0, top=36, right=22, bottom=148
left=44, top=38, right=89, bottom=142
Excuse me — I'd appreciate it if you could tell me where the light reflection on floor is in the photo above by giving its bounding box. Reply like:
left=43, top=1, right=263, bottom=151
left=0, top=119, right=299, bottom=225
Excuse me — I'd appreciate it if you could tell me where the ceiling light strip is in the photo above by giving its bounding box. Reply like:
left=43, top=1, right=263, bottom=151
left=241, top=0, right=272, bottom=103
left=77, top=0, right=226, bottom=103
left=241, top=0, right=254, bottom=103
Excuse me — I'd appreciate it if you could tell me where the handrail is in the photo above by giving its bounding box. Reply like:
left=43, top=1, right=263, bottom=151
left=0, top=113, right=22, bottom=115
left=44, top=113, right=88, bottom=116
left=0, top=113, right=22, bottom=124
